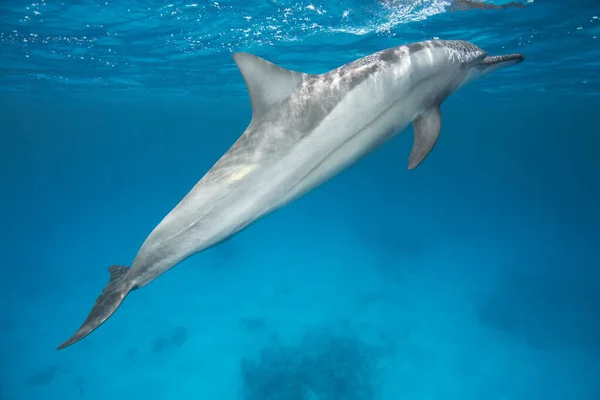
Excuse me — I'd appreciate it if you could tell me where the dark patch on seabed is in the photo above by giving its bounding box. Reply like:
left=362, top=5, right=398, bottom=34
left=75, top=376, right=86, bottom=396
left=151, top=326, right=188, bottom=355
left=127, top=347, right=140, bottom=363
left=24, top=365, right=62, bottom=387
left=241, top=330, right=389, bottom=400
left=239, top=317, right=267, bottom=332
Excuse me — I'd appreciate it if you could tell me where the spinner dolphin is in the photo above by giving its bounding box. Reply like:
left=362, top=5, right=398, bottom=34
left=58, top=40, right=524, bottom=349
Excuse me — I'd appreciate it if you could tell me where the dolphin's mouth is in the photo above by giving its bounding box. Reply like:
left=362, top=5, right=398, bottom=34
left=481, top=53, right=525, bottom=65
left=473, top=53, right=525, bottom=77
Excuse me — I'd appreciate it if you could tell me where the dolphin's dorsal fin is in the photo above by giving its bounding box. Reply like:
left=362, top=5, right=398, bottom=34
left=408, top=105, right=442, bottom=170
left=232, top=52, right=313, bottom=120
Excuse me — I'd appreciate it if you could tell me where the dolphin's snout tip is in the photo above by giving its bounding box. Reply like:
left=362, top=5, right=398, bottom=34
left=481, top=53, right=525, bottom=65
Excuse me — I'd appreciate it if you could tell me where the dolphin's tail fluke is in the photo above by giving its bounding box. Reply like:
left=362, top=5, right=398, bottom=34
left=57, top=265, right=134, bottom=350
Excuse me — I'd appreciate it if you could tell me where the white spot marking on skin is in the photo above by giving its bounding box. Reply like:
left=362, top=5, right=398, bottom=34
left=228, top=164, right=256, bottom=182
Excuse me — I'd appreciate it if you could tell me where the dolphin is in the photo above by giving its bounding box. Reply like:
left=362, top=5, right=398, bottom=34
left=57, top=39, right=524, bottom=350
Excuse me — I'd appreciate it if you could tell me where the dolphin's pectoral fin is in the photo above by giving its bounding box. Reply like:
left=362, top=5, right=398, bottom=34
left=408, top=106, right=442, bottom=170
left=232, top=52, right=316, bottom=121
left=57, top=265, right=133, bottom=350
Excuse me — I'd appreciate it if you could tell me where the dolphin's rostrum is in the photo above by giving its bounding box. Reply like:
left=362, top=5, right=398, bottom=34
left=57, top=40, right=524, bottom=350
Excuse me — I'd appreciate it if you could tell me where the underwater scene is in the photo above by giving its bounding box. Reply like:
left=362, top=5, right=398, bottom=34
left=1, top=0, right=599, bottom=399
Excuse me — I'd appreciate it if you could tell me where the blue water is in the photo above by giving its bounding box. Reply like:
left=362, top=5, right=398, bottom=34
left=1, top=0, right=599, bottom=399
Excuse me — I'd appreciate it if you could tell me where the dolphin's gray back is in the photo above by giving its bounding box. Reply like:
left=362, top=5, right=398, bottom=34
left=216, top=40, right=483, bottom=173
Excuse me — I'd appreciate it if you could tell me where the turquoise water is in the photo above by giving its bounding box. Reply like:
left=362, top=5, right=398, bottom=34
left=1, top=0, right=599, bottom=399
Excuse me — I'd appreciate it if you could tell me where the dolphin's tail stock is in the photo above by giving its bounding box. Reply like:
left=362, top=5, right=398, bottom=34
left=57, top=265, right=135, bottom=350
